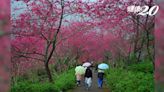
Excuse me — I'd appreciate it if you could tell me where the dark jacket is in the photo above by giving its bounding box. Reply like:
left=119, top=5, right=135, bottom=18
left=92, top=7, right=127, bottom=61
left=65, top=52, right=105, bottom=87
left=98, top=72, right=104, bottom=79
left=84, top=68, right=92, bottom=78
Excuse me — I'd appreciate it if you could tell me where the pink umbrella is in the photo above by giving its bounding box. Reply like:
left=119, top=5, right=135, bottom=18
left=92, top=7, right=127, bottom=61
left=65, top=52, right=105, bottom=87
left=82, top=62, right=91, bottom=67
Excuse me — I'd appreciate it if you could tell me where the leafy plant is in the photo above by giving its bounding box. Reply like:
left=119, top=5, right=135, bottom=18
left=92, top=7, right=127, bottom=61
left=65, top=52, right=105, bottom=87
left=127, top=60, right=153, bottom=73
left=11, top=69, right=75, bottom=92
left=106, top=69, right=154, bottom=92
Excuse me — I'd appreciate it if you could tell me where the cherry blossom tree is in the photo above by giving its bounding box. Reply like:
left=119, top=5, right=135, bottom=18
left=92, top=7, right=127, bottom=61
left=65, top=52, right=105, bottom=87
left=11, top=0, right=155, bottom=82
left=12, top=0, right=68, bottom=82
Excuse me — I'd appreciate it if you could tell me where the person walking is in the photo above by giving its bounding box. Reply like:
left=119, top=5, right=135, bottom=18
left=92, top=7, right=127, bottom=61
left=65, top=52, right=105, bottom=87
left=75, top=64, right=86, bottom=86
left=84, top=67, right=92, bottom=90
left=75, top=73, right=82, bottom=86
left=97, top=69, right=105, bottom=88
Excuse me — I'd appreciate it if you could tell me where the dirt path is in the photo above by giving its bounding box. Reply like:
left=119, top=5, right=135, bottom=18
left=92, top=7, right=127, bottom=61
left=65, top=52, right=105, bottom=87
left=68, top=69, right=110, bottom=92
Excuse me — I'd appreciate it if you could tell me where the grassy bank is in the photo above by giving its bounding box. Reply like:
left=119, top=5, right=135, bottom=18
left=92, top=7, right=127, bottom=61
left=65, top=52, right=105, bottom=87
left=106, top=61, right=154, bottom=92
left=11, top=69, right=76, bottom=92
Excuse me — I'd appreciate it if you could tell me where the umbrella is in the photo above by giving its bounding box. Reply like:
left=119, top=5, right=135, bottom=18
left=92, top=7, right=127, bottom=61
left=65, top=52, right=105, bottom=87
left=75, top=66, right=86, bottom=75
left=82, top=62, right=91, bottom=67
left=98, top=63, right=109, bottom=70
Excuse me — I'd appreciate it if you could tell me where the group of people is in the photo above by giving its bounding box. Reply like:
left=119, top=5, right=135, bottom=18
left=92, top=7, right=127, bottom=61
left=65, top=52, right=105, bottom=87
left=75, top=64, right=105, bottom=90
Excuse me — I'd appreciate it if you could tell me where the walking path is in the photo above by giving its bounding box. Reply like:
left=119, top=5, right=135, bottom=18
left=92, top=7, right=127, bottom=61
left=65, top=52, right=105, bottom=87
left=68, top=70, right=110, bottom=92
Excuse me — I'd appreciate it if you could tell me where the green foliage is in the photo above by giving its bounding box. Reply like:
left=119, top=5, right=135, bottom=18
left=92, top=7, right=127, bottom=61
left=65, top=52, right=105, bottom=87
left=37, top=68, right=48, bottom=82
left=13, top=68, right=49, bottom=84
left=127, top=61, right=153, bottom=73
left=128, top=52, right=137, bottom=63
left=11, top=82, right=60, bottom=92
left=148, top=34, right=154, bottom=41
left=106, top=69, right=154, bottom=92
left=11, top=69, right=75, bottom=92
left=106, top=62, right=154, bottom=92
left=54, top=69, right=76, bottom=91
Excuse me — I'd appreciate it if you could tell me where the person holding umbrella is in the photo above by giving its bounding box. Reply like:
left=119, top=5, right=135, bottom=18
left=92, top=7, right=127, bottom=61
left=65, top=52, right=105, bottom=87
left=84, top=67, right=92, bottom=90
left=97, top=69, right=105, bottom=88
left=97, top=63, right=109, bottom=88
left=75, top=65, right=85, bottom=86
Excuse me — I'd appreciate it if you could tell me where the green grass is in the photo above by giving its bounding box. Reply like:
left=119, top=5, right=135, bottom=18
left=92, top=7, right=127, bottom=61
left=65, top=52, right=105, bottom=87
left=11, top=69, right=76, bottom=92
left=106, top=62, right=154, bottom=92
left=127, top=60, right=154, bottom=73
left=54, top=69, right=76, bottom=91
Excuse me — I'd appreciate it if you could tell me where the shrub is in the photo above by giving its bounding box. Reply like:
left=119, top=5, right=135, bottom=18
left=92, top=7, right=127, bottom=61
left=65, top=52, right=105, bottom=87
left=11, top=82, right=60, bottom=92
left=127, top=61, right=153, bottom=73
left=54, top=69, right=76, bottom=91
left=11, top=69, right=75, bottom=92
left=106, top=68, right=154, bottom=92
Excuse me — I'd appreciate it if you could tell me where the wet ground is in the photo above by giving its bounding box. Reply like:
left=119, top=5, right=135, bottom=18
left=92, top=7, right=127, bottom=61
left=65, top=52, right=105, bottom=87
left=68, top=70, right=110, bottom=92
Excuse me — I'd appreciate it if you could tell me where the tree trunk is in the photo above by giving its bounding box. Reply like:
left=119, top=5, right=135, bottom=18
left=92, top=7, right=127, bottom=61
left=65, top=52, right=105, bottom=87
left=45, top=63, right=53, bottom=82
left=43, top=1, right=64, bottom=82
left=134, top=16, right=140, bottom=54
left=137, top=34, right=145, bottom=62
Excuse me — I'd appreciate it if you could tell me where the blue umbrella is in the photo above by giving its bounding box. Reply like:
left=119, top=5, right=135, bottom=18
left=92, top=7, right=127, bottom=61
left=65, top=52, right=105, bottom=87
left=98, top=63, right=109, bottom=70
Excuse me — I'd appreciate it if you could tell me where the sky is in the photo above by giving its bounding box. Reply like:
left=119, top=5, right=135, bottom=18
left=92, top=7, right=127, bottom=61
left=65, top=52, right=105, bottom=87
left=11, top=0, right=97, bottom=18
left=11, top=0, right=27, bottom=18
